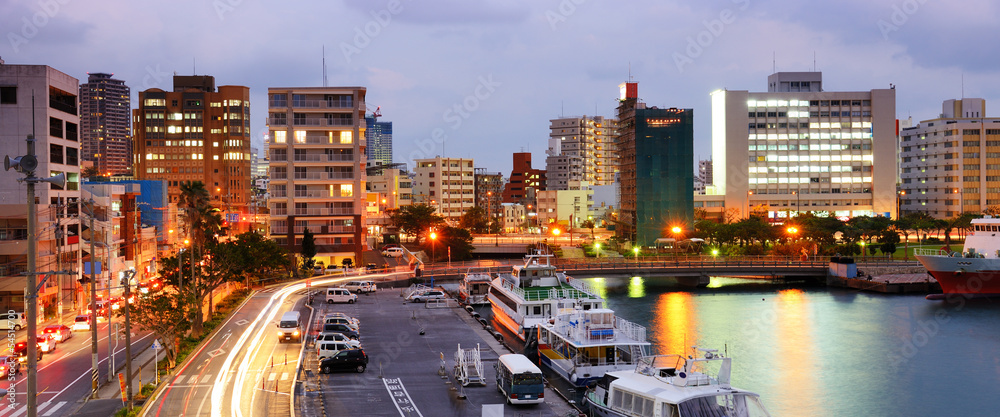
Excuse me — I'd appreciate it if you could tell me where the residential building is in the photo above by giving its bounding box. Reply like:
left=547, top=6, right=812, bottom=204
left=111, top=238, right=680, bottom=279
left=537, top=180, right=594, bottom=230
left=546, top=116, right=617, bottom=190
left=616, top=82, right=694, bottom=246
left=474, top=168, right=503, bottom=222
left=0, top=63, right=82, bottom=317
left=695, top=159, right=713, bottom=195
left=79, top=73, right=131, bottom=175
left=366, top=168, right=412, bottom=238
left=412, top=157, right=475, bottom=222
left=501, top=152, right=546, bottom=209
left=899, top=98, right=1000, bottom=218
left=365, top=116, right=392, bottom=170
left=267, top=86, right=367, bottom=267
left=501, top=203, right=526, bottom=232
left=711, top=72, right=897, bottom=221
left=133, top=75, right=253, bottom=232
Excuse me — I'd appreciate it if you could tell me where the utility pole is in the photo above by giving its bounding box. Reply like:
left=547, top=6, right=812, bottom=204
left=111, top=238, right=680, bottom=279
left=87, top=201, right=99, bottom=397
left=24, top=135, right=39, bottom=417
left=123, top=269, right=135, bottom=409
left=55, top=201, right=63, bottom=319
left=107, top=228, right=114, bottom=384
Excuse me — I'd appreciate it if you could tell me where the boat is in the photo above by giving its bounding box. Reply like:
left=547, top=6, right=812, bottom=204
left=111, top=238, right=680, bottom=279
left=487, top=252, right=603, bottom=340
left=458, top=270, right=492, bottom=305
left=584, top=348, right=771, bottom=417
left=915, top=216, right=1000, bottom=296
left=535, top=308, right=650, bottom=388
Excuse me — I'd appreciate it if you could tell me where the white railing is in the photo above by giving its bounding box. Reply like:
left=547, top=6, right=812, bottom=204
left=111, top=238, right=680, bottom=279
left=614, top=316, right=647, bottom=342
left=500, top=277, right=527, bottom=301
left=568, top=277, right=600, bottom=298
left=292, top=154, right=354, bottom=162
left=293, top=172, right=355, bottom=180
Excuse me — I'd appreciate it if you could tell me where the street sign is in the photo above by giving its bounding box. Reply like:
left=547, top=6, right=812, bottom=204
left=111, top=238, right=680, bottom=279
left=152, top=339, right=162, bottom=350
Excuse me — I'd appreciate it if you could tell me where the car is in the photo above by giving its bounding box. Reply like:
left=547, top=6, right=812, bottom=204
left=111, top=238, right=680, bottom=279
left=35, top=333, right=56, bottom=353
left=138, top=279, right=163, bottom=294
left=43, top=325, right=73, bottom=343
left=381, top=247, right=405, bottom=258
left=0, top=356, right=20, bottom=377
left=319, top=349, right=368, bottom=374
left=407, top=290, right=448, bottom=303
left=321, top=323, right=359, bottom=340
left=72, top=315, right=91, bottom=332
left=343, top=281, right=376, bottom=294
left=316, top=332, right=361, bottom=348
left=325, top=288, right=357, bottom=304
left=324, top=265, right=339, bottom=274
left=317, top=341, right=355, bottom=360
left=14, top=341, right=42, bottom=363
left=380, top=244, right=400, bottom=251
left=323, top=317, right=359, bottom=331
left=324, top=312, right=360, bottom=327
left=0, top=312, right=26, bottom=331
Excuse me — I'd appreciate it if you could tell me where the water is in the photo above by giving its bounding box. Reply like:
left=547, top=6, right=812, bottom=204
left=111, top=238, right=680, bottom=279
left=580, top=276, right=1000, bottom=417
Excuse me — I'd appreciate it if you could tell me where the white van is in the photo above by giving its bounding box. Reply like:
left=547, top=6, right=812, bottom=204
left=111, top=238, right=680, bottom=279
left=276, top=311, right=302, bottom=343
left=316, top=341, right=355, bottom=360
left=0, top=312, right=26, bottom=331
left=326, top=288, right=357, bottom=304
left=344, top=281, right=376, bottom=294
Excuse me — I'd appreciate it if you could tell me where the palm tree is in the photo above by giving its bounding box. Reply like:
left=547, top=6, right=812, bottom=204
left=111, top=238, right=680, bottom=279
left=177, top=181, right=216, bottom=337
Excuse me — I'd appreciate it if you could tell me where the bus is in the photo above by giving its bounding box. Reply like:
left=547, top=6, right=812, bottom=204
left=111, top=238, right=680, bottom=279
left=495, top=354, right=545, bottom=405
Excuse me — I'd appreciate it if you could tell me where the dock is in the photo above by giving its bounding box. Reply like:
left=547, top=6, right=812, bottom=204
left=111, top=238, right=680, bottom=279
left=828, top=271, right=941, bottom=294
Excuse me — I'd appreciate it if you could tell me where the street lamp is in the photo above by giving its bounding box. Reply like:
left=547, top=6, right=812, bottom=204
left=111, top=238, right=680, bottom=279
left=429, top=231, right=437, bottom=264
left=633, top=247, right=639, bottom=261
left=671, top=226, right=683, bottom=255
left=786, top=226, right=799, bottom=240
left=594, top=242, right=601, bottom=258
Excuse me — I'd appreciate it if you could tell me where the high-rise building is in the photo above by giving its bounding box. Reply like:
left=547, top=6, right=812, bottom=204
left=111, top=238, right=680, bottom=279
left=711, top=72, right=897, bottom=220
left=267, top=86, right=367, bottom=266
left=0, top=63, right=82, bottom=314
left=616, top=82, right=694, bottom=246
left=474, top=168, right=503, bottom=221
left=365, top=116, right=392, bottom=170
left=413, top=157, right=475, bottom=222
left=695, top=159, right=713, bottom=195
left=79, top=73, right=131, bottom=175
left=546, top=116, right=617, bottom=190
left=899, top=98, right=1000, bottom=218
left=133, top=75, right=252, bottom=228
left=502, top=152, right=546, bottom=208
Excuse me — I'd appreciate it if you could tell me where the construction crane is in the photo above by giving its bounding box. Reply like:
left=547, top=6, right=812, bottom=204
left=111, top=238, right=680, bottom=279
left=370, top=106, right=382, bottom=122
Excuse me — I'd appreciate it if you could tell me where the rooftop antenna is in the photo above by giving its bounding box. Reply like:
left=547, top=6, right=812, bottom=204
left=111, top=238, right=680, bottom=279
left=628, top=62, right=633, bottom=81
left=772, top=51, right=776, bottom=73
left=561, top=100, right=564, bottom=118
left=322, top=45, right=328, bottom=87
left=813, top=51, right=817, bottom=72
left=961, top=72, right=964, bottom=99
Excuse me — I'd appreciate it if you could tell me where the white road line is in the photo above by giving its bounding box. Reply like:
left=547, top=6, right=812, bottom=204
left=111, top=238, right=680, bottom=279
left=201, top=374, right=213, bottom=384
left=6, top=404, right=26, bottom=417
left=42, top=401, right=65, bottom=416
left=267, top=373, right=277, bottom=382
left=382, top=378, right=423, bottom=417
left=280, top=372, right=289, bottom=381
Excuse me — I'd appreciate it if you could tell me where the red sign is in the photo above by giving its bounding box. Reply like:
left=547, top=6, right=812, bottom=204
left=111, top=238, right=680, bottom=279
left=118, top=373, right=127, bottom=404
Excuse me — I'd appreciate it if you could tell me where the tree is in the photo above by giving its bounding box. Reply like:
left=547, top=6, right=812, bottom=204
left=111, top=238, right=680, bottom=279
left=301, top=228, right=317, bottom=269
left=580, top=219, right=596, bottom=238
left=226, top=231, right=290, bottom=288
left=388, top=204, right=446, bottom=244
left=424, top=226, right=475, bottom=262
left=459, top=206, right=490, bottom=233
left=81, top=166, right=101, bottom=179
left=341, top=258, right=354, bottom=268
left=131, top=290, right=188, bottom=368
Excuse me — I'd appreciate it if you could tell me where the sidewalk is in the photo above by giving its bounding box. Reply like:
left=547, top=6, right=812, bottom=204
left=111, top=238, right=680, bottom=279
left=70, top=332, right=161, bottom=416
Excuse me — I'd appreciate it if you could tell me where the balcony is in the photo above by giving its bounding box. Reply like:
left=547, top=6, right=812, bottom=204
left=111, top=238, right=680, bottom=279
left=293, top=172, right=355, bottom=180
left=292, top=154, right=354, bottom=163
left=267, top=117, right=286, bottom=126
left=286, top=100, right=354, bottom=109
left=291, top=118, right=354, bottom=127
left=294, top=190, right=328, bottom=198
left=293, top=208, right=356, bottom=216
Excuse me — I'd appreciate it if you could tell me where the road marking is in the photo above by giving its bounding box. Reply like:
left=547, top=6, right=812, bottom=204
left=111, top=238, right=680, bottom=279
left=280, top=372, right=289, bottom=381
left=267, top=373, right=277, bottom=382
left=41, top=402, right=66, bottom=416
left=201, top=374, right=213, bottom=384
left=235, top=319, right=249, bottom=326
left=382, top=378, right=423, bottom=417
left=207, top=348, right=226, bottom=358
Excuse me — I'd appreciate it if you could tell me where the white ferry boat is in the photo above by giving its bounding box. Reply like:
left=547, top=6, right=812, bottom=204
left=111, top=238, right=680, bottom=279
left=915, top=216, right=1000, bottom=297
left=487, top=253, right=603, bottom=340
left=535, top=308, right=650, bottom=388
left=458, top=270, right=492, bottom=305
left=584, top=348, right=771, bottom=417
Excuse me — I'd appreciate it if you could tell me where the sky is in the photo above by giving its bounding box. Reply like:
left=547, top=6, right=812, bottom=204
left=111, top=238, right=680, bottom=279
left=3, top=0, right=999, bottom=176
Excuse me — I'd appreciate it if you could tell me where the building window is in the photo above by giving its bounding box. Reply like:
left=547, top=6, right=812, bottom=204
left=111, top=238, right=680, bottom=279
left=66, top=147, right=78, bottom=165
left=0, top=86, right=15, bottom=104
left=49, top=144, right=63, bottom=164
left=49, top=117, right=63, bottom=138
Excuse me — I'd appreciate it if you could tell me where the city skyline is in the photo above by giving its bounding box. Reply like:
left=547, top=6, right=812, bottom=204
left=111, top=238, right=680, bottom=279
left=2, top=0, right=997, bottom=174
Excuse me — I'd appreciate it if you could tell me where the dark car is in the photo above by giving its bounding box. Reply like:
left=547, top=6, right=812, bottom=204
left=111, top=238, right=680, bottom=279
left=320, top=349, right=368, bottom=374
left=0, top=356, right=19, bottom=377
left=14, top=341, right=42, bottom=363
left=321, top=323, right=359, bottom=340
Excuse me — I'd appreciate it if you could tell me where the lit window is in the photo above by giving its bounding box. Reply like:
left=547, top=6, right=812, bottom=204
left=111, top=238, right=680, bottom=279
left=340, top=184, right=353, bottom=197
left=294, top=131, right=306, bottom=143
left=213, top=155, right=219, bottom=160
left=340, top=131, right=353, bottom=144
left=274, top=131, right=286, bottom=144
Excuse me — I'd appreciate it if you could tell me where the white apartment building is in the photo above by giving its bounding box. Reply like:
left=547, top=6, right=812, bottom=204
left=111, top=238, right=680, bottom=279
left=0, top=63, right=82, bottom=316
left=537, top=180, right=594, bottom=229
left=412, top=157, right=474, bottom=222
left=501, top=203, right=526, bottom=232
left=899, top=98, right=1000, bottom=218
left=267, top=87, right=367, bottom=267
left=546, top=116, right=617, bottom=190
left=711, top=72, right=897, bottom=220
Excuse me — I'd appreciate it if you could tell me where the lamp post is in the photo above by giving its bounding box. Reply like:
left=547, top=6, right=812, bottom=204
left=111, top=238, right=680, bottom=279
left=594, top=242, right=601, bottom=258
left=671, top=226, right=683, bottom=256
left=429, top=231, right=437, bottom=265
left=633, top=246, right=639, bottom=261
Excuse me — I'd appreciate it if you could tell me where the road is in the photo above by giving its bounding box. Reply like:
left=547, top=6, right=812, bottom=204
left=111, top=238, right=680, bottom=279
left=0, top=318, right=155, bottom=417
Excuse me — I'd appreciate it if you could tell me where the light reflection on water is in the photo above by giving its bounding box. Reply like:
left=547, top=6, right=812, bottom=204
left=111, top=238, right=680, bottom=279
left=582, top=275, right=1000, bottom=417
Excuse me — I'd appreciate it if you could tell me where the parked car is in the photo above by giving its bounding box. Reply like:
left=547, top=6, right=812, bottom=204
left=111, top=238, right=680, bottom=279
left=324, top=312, right=360, bottom=327
left=0, top=312, right=26, bottom=331
left=0, top=356, right=20, bottom=376
left=321, top=323, right=359, bottom=340
left=43, top=325, right=73, bottom=343
left=319, top=349, right=368, bottom=374
left=35, top=333, right=56, bottom=353
left=315, top=332, right=361, bottom=348
left=344, top=281, right=376, bottom=294
left=71, top=315, right=91, bottom=332
left=325, top=288, right=357, bottom=304
left=407, top=290, right=448, bottom=303
left=381, top=248, right=405, bottom=258
left=317, top=341, right=355, bottom=360
left=323, top=317, right=359, bottom=331
left=14, top=341, right=42, bottom=363
left=324, top=265, right=339, bottom=274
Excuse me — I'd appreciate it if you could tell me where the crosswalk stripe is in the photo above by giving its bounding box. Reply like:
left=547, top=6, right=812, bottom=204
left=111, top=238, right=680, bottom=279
left=6, top=404, right=26, bottom=417
left=280, top=372, right=289, bottom=381
left=201, top=374, right=213, bottom=384
left=267, top=373, right=277, bottom=382
left=42, top=402, right=66, bottom=416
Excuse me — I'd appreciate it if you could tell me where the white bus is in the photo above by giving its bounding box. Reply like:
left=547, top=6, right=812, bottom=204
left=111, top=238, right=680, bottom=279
left=495, top=354, right=545, bottom=405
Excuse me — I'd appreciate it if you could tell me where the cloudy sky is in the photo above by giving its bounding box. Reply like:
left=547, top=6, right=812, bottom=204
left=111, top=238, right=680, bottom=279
left=3, top=0, right=997, bottom=175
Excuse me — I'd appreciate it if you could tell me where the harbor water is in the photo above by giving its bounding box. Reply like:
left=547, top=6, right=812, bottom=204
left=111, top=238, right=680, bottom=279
left=579, top=276, right=1000, bottom=417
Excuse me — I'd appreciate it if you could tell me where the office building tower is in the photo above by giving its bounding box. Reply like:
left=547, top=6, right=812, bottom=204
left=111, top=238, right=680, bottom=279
left=365, top=116, right=392, bottom=171
left=79, top=73, right=131, bottom=175
left=546, top=115, right=617, bottom=190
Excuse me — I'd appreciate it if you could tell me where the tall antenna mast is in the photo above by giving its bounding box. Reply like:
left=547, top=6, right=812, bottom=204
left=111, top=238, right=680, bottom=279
left=813, top=51, right=816, bottom=71
left=961, top=72, right=965, bottom=99
left=772, top=51, right=776, bottom=73
left=322, top=45, right=328, bottom=87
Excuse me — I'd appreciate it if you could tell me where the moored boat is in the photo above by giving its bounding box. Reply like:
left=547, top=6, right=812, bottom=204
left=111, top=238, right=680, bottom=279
left=459, top=270, right=492, bottom=305
left=535, top=308, right=650, bottom=388
left=584, top=348, right=771, bottom=417
left=488, top=252, right=602, bottom=340
left=915, top=216, right=1000, bottom=297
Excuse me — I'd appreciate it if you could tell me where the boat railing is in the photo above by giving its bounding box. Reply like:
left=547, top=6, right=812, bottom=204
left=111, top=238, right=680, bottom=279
left=614, top=316, right=647, bottom=342
left=501, top=277, right=528, bottom=301
left=567, top=277, right=600, bottom=298
left=914, top=248, right=949, bottom=256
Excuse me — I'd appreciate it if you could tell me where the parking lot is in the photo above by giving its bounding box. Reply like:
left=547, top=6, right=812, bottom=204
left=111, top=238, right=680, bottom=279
left=301, top=286, right=577, bottom=416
